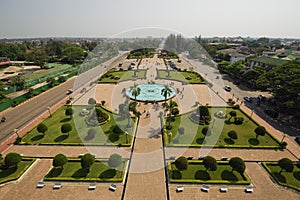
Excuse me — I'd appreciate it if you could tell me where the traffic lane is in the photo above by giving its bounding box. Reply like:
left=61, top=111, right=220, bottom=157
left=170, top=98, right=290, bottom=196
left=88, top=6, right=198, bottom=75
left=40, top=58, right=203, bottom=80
left=0, top=78, right=75, bottom=142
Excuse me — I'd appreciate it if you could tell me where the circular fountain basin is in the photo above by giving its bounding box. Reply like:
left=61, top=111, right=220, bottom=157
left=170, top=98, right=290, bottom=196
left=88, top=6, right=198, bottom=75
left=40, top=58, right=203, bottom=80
left=126, top=84, right=176, bottom=102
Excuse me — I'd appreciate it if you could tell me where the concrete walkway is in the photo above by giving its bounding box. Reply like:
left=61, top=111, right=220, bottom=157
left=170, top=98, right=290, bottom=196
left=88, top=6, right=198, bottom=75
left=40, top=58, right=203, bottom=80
left=124, top=54, right=167, bottom=200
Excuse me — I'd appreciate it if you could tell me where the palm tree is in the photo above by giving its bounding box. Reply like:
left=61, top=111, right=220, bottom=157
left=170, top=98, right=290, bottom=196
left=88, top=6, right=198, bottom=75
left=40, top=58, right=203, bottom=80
left=163, top=100, right=178, bottom=127
left=131, top=84, right=141, bottom=102
left=161, top=85, right=172, bottom=103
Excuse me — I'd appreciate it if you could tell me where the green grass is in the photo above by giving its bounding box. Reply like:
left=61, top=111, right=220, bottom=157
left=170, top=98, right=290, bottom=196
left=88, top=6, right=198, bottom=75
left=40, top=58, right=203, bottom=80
left=99, top=70, right=147, bottom=83
left=0, top=158, right=36, bottom=184
left=168, top=160, right=250, bottom=184
left=21, top=105, right=137, bottom=146
left=158, top=70, right=205, bottom=84
left=21, top=64, right=73, bottom=83
left=164, top=107, right=280, bottom=148
left=44, top=159, right=127, bottom=182
left=263, top=162, right=300, bottom=191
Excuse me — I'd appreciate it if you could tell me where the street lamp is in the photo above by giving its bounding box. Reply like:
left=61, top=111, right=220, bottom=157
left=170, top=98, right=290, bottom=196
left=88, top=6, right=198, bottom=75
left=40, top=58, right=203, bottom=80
left=47, top=106, right=52, bottom=117
left=14, top=128, right=19, bottom=137
left=281, top=134, right=287, bottom=143
left=125, top=132, right=129, bottom=144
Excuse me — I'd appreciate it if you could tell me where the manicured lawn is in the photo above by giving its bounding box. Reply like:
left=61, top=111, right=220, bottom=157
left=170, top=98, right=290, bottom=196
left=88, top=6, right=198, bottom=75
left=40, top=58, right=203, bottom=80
left=0, top=158, right=36, bottom=184
left=21, top=105, right=137, bottom=146
left=168, top=160, right=250, bottom=184
left=164, top=107, right=280, bottom=148
left=158, top=70, right=205, bottom=84
left=44, top=159, right=127, bottom=182
left=99, top=70, right=147, bottom=83
left=21, top=64, right=73, bottom=83
left=263, top=162, right=300, bottom=191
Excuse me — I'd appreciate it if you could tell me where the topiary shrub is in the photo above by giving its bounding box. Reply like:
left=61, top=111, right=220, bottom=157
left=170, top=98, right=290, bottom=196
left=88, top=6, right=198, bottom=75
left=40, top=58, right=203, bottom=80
left=109, top=133, right=119, bottom=142
left=234, top=117, right=244, bottom=125
left=113, top=125, right=124, bottom=135
left=232, top=104, right=240, bottom=109
left=178, top=127, right=185, bottom=135
left=166, top=125, right=173, bottom=130
left=172, top=170, right=182, bottom=179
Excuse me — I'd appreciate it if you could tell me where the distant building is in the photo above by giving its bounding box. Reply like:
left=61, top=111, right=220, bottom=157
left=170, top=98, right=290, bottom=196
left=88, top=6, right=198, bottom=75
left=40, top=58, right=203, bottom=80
left=218, top=49, right=246, bottom=63
left=0, top=57, right=10, bottom=67
left=248, top=56, right=289, bottom=71
left=230, top=52, right=246, bottom=63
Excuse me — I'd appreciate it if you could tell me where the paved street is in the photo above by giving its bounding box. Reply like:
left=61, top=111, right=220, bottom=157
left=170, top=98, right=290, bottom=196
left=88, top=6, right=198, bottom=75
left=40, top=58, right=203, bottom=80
left=0, top=78, right=75, bottom=143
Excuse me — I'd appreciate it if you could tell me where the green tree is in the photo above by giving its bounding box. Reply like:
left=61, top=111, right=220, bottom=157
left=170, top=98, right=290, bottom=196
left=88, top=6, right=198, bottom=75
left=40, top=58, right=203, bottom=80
left=81, top=154, right=95, bottom=172
left=62, top=46, right=84, bottom=64
left=87, top=128, right=97, bottom=139
left=65, top=107, right=74, bottom=119
left=256, top=61, right=300, bottom=115
left=202, top=126, right=211, bottom=136
left=254, top=126, right=266, bottom=139
left=161, top=85, right=172, bottom=103
left=228, top=111, right=237, bottom=122
left=278, top=158, right=294, bottom=174
left=53, top=154, right=68, bottom=169
left=174, top=156, right=188, bottom=171
left=108, top=154, right=122, bottom=169
left=61, top=123, right=72, bottom=135
left=229, top=157, right=245, bottom=174
left=227, top=130, right=238, bottom=140
left=26, top=48, right=48, bottom=68
left=198, top=106, right=210, bottom=121
left=4, top=153, right=22, bottom=168
left=37, top=123, right=48, bottom=135
left=203, top=156, right=217, bottom=171
left=130, top=84, right=141, bottom=102
left=88, top=98, right=96, bottom=106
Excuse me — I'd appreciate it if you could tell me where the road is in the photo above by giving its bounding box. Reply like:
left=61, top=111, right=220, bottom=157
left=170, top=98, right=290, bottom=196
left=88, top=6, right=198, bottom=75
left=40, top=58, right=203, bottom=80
left=0, top=52, right=129, bottom=145
left=184, top=55, right=300, bottom=137
left=0, top=78, right=75, bottom=143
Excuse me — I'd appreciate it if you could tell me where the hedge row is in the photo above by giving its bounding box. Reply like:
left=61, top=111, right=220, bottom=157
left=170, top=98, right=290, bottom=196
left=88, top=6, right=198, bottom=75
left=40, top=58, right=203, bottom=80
left=262, top=162, right=300, bottom=192
left=0, top=158, right=36, bottom=184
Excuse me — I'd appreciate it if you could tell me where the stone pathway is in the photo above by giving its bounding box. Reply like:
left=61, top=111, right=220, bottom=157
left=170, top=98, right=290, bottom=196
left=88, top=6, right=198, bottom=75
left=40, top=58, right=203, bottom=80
left=124, top=54, right=167, bottom=200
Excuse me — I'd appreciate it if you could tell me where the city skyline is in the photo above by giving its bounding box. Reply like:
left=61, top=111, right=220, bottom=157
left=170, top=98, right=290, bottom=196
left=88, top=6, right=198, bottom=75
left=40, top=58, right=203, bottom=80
left=1, top=0, right=300, bottom=39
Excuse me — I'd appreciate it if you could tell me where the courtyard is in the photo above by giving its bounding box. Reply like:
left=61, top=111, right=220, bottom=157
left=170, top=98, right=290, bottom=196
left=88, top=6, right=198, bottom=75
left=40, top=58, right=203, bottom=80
left=0, top=48, right=299, bottom=200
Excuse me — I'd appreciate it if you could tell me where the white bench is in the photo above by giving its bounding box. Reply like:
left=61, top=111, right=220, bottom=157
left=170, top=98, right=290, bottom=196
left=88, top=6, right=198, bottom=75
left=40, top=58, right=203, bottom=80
left=88, top=183, right=96, bottom=190
left=176, top=186, right=184, bottom=192
left=53, top=182, right=61, bottom=189
left=220, top=185, right=228, bottom=192
left=245, top=186, right=253, bottom=193
left=36, top=181, right=45, bottom=188
left=109, top=184, right=117, bottom=191
left=201, top=185, right=210, bottom=192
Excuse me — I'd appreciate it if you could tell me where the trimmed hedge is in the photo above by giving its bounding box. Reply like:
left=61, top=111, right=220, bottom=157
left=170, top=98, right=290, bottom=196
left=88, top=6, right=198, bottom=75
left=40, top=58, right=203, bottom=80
left=262, top=162, right=300, bottom=192
left=44, top=158, right=128, bottom=182
left=0, top=158, right=36, bottom=184
left=168, top=160, right=250, bottom=185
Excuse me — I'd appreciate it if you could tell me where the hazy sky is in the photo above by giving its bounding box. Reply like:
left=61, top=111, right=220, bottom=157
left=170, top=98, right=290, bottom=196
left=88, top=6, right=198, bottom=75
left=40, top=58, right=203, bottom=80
left=0, top=0, right=299, bottom=38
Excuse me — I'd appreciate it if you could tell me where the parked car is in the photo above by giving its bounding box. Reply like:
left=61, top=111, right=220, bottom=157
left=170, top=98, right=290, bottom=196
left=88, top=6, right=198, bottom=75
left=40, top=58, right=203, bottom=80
left=258, top=94, right=266, bottom=101
left=243, top=96, right=252, bottom=103
left=223, top=85, right=232, bottom=92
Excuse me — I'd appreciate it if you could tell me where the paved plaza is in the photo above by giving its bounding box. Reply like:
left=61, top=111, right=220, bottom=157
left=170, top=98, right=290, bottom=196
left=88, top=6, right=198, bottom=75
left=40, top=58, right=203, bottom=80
left=0, top=52, right=299, bottom=200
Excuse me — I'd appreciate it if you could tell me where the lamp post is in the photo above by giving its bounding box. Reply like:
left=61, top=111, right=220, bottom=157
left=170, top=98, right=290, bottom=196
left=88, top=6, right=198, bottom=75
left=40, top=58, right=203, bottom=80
left=47, top=106, right=52, bottom=117
left=281, top=134, right=287, bottom=143
left=125, top=132, right=129, bottom=144
left=14, top=128, right=19, bottom=137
